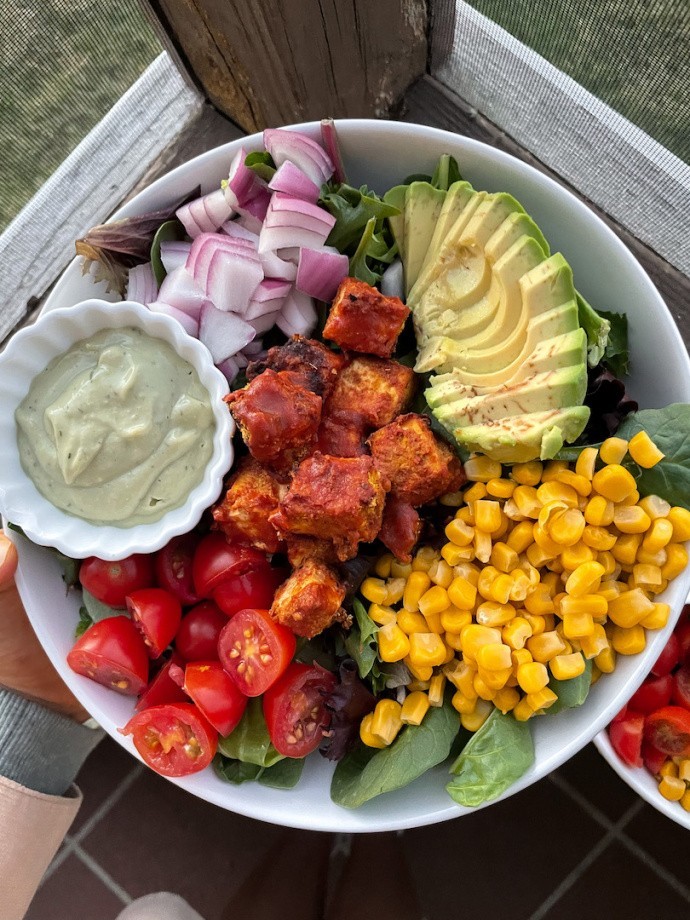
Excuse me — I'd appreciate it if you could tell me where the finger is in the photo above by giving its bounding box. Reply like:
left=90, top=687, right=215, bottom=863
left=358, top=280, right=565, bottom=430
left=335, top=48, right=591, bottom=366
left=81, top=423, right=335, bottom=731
left=0, top=535, right=19, bottom=590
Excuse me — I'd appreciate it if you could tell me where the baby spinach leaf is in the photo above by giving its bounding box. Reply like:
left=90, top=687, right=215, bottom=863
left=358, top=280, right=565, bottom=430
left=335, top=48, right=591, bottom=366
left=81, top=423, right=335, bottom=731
left=446, top=710, right=534, bottom=807
left=258, top=757, right=304, bottom=789
left=213, top=752, right=304, bottom=788
left=344, top=598, right=379, bottom=680
left=330, top=701, right=460, bottom=809
left=82, top=588, right=123, bottom=622
left=599, top=310, right=630, bottom=378
left=245, top=151, right=276, bottom=181
left=75, top=606, right=94, bottom=638
left=547, top=657, right=593, bottom=715
left=150, top=219, right=185, bottom=285
left=217, top=698, right=284, bottom=768
left=213, top=755, right=265, bottom=784
left=320, top=183, right=399, bottom=254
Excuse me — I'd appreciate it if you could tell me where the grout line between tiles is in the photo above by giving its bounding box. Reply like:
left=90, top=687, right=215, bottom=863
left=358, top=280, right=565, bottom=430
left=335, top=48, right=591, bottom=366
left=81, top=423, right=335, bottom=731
left=73, top=843, right=133, bottom=906
left=617, top=828, right=690, bottom=905
left=40, top=764, right=143, bottom=886
left=527, top=797, right=643, bottom=920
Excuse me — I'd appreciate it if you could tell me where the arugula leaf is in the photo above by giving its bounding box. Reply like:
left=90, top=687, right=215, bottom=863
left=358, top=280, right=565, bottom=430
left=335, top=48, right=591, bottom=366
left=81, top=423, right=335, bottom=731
left=599, top=310, right=630, bottom=378
left=446, top=710, right=534, bottom=807
left=548, top=657, right=593, bottom=715
left=319, top=183, right=399, bottom=254
left=75, top=606, right=94, bottom=638
left=150, top=219, right=185, bottom=286
left=330, top=700, right=460, bottom=808
left=344, top=598, right=379, bottom=680
left=217, top=698, right=284, bottom=768
left=258, top=757, right=304, bottom=789
left=245, top=151, right=276, bottom=182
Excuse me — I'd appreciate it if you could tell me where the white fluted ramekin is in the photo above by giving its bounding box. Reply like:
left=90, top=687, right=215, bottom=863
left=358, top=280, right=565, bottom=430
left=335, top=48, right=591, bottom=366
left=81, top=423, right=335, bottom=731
left=0, top=299, right=234, bottom=560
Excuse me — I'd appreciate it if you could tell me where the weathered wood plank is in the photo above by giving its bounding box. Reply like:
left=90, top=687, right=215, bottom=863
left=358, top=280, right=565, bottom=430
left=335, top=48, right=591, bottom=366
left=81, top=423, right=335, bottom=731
left=401, top=75, right=690, bottom=349
left=142, top=0, right=428, bottom=131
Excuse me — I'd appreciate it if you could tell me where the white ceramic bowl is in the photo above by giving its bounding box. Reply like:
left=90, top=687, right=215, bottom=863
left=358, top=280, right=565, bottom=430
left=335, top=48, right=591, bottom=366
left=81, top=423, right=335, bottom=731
left=7, top=120, right=690, bottom=831
left=0, top=299, right=233, bottom=560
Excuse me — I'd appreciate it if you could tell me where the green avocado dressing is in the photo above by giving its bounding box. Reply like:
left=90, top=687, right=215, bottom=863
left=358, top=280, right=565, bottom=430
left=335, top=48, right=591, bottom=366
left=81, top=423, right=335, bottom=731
left=15, top=326, right=214, bottom=526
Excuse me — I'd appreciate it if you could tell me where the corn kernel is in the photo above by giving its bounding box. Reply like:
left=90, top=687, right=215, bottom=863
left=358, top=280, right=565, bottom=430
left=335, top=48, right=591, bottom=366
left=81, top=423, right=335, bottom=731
left=632, top=564, right=663, bottom=589
left=377, top=622, right=410, bottom=662
left=465, top=456, right=502, bottom=482
left=585, top=495, right=615, bottom=527
left=590, top=663, right=602, bottom=684
left=405, top=657, right=433, bottom=681
left=524, top=584, right=556, bottom=617
left=412, top=547, right=441, bottom=575
left=638, top=495, right=671, bottom=520
left=537, top=481, right=579, bottom=507
left=440, top=606, right=472, bottom=633
left=614, top=505, right=651, bottom=534
left=541, top=460, right=569, bottom=482
left=549, top=508, right=587, bottom=546
left=428, top=673, right=446, bottom=707
left=445, top=518, right=474, bottom=548
left=662, top=543, right=689, bottom=580
left=361, top=577, right=388, bottom=604
left=532, top=523, right=564, bottom=557
left=513, top=697, right=535, bottom=721
left=480, top=667, right=512, bottom=690
left=441, top=642, right=456, bottom=665
left=579, top=624, right=609, bottom=659
left=582, top=525, right=618, bottom=552
left=461, top=699, right=493, bottom=732
left=628, top=430, right=665, bottom=468
left=426, top=559, right=451, bottom=589
left=477, top=566, right=499, bottom=601
left=452, top=690, right=478, bottom=715
left=610, top=624, right=646, bottom=655
left=385, top=577, right=406, bottom=605
left=422, top=610, right=444, bottom=634
left=360, top=713, right=387, bottom=748
left=490, top=541, right=519, bottom=574
left=508, top=569, right=532, bottom=602
left=527, top=630, right=566, bottom=662
left=473, top=673, right=497, bottom=700
left=402, top=571, right=431, bottom=612
left=502, top=617, right=533, bottom=650
left=526, top=542, right=556, bottom=568
left=439, top=490, right=465, bottom=507
left=454, top=562, right=481, bottom=586
left=611, top=533, right=643, bottom=566
left=562, top=611, right=595, bottom=639
left=659, top=760, right=678, bottom=778
left=541, top=571, right=561, bottom=597
left=516, top=661, right=549, bottom=694
left=595, top=646, right=616, bottom=672
left=561, top=542, right=597, bottom=569
left=640, top=602, right=670, bottom=630
left=442, top=659, right=466, bottom=689
left=474, top=500, right=502, bottom=534
left=493, top=686, right=521, bottom=713
left=620, top=489, right=641, bottom=507
left=555, top=469, right=592, bottom=497
left=371, top=699, right=403, bottom=745
left=607, top=588, right=655, bottom=628
left=549, top=652, right=586, bottom=681
left=461, top=624, right=502, bottom=661
left=668, top=507, right=690, bottom=542
left=600, top=437, right=629, bottom=465
left=641, top=518, right=673, bottom=554
left=397, top=609, right=429, bottom=634
left=401, top=691, right=430, bottom=725
left=390, top=561, right=413, bottom=578
left=524, top=613, right=547, bottom=637
left=455, top=660, right=479, bottom=698
left=575, top=447, right=598, bottom=480
left=474, top=529, right=493, bottom=564
left=598, top=552, right=619, bottom=578
left=408, top=632, right=447, bottom=668
left=565, top=561, right=605, bottom=598
left=592, top=464, right=637, bottom=502
left=486, top=477, right=515, bottom=499
left=504, top=521, right=533, bottom=554
left=441, top=543, right=471, bottom=566
left=407, top=679, right=431, bottom=693
left=476, top=642, right=513, bottom=671
left=456, top=506, right=476, bottom=525
left=682, top=790, right=690, bottom=812
left=635, top=548, right=667, bottom=568
left=525, top=687, right=559, bottom=712
left=368, top=603, right=397, bottom=625
left=448, top=576, right=477, bottom=610
left=513, top=485, right=542, bottom=518
left=658, top=775, right=686, bottom=802
left=678, top=759, right=690, bottom=783
left=375, top=553, right=394, bottom=578
left=511, top=461, right=543, bottom=486
left=417, top=586, right=449, bottom=622
left=487, top=573, right=513, bottom=605
left=511, top=647, right=533, bottom=669
left=560, top=594, right=608, bottom=618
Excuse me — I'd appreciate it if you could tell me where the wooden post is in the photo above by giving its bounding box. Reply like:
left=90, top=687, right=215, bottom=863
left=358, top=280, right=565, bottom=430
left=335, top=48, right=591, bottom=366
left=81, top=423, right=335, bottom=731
left=141, top=0, right=428, bottom=131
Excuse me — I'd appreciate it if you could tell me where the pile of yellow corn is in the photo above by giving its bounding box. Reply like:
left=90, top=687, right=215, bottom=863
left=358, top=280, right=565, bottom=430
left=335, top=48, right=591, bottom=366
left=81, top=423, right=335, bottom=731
left=656, top=759, right=690, bottom=810
left=358, top=431, right=690, bottom=749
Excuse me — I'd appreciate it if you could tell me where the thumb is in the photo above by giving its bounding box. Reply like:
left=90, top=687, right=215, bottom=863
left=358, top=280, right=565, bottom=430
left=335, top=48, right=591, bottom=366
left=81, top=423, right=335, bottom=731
left=0, top=534, right=19, bottom=591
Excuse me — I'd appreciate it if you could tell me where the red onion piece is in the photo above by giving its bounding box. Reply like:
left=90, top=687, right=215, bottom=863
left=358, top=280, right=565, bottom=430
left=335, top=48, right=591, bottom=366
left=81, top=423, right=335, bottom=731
left=206, top=248, right=264, bottom=314
left=252, top=279, right=293, bottom=302
left=221, top=221, right=260, bottom=245
left=159, top=241, right=192, bottom=275
left=226, top=146, right=269, bottom=209
left=277, top=289, right=317, bottom=337
left=177, top=189, right=233, bottom=239
left=186, top=233, right=259, bottom=292
left=320, top=118, right=346, bottom=184
left=263, top=128, right=334, bottom=186
left=247, top=310, right=281, bottom=335
left=217, top=356, right=240, bottom=383
left=157, top=267, right=207, bottom=318
left=127, top=262, right=158, bottom=305
left=147, top=300, right=200, bottom=337
left=236, top=213, right=263, bottom=235
left=381, top=260, right=404, bottom=299
left=243, top=339, right=264, bottom=356
left=268, top=161, right=320, bottom=203
left=234, top=352, right=249, bottom=369
left=199, top=303, right=256, bottom=363
left=260, top=250, right=297, bottom=280
left=203, top=188, right=234, bottom=227
left=236, top=186, right=271, bottom=222
left=296, top=246, right=349, bottom=301
left=259, top=195, right=335, bottom=254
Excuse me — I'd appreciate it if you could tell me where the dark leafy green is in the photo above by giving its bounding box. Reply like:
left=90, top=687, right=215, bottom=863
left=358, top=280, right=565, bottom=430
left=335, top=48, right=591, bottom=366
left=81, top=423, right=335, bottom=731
left=548, top=657, right=593, bottom=715
left=6, top=523, right=80, bottom=589
left=344, top=598, right=379, bottom=680
left=599, top=310, right=630, bottom=378
left=75, top=606, right=94, bottom=638
left=430, top=154, right=462, bottom=191
left=258, top=757, right=304, bottom=789
left=214, top=756, right=265, bottom=784
left=446, top=710, right=534, bottom=807
left=150, top=219, right=185, bottom=285
left=217, top=698, right=284, bottom=768
left=321, top=659, right=376, bottom=762
left=213, top=754, right=304, bottom=788
left=245, top=150, right=276, bottom=182
left=331, top=700, right=460, bottom=808
left=320, top=183, right=399, bottom=250
left=81, top=588, right=123, bottom=623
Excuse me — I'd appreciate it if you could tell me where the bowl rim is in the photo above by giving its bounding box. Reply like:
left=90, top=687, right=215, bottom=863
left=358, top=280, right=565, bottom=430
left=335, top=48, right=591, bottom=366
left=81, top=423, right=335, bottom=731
left=0, top=298, right=234, bottom=560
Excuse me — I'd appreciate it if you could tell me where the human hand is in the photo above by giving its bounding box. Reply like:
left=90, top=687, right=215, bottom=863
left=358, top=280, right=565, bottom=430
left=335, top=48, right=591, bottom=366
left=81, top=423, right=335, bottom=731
left=0, top=534, right=88, bottom=722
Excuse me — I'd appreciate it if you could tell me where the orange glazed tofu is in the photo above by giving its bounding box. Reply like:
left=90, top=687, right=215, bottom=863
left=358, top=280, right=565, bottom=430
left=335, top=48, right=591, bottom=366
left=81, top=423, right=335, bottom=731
left=212, top=457, right=285, bottom=553
left=378, top=496, right=422, bottom=563
left=323, top=277, right=410, bottom=358
left=270, top=561, right=347, bottom=638
left=315, top=408, right=368, bottom=457
left=246, top=335, right=345, bottom=399
left=269, top=453, right=390, bottom=561
left=368, top=413, right=466, bottom=506
left=326, top=357, right=416, bottom=430
left=225, top=369, right=321, bottom=469
left=285, top=535, right=339, bottom=568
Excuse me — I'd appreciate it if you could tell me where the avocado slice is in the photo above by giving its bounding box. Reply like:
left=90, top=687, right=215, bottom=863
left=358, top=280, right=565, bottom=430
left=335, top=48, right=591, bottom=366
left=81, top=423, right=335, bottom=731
left=383, top=185, right=407, bottom=255
left=419, top=180, right=476, bottom=278
left=403, top=183, right=447, bottom=296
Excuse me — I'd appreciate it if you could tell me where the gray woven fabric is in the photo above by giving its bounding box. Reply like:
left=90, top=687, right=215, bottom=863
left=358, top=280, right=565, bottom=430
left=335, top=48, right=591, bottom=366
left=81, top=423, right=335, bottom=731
left=0, top=688, right=102, bottom=796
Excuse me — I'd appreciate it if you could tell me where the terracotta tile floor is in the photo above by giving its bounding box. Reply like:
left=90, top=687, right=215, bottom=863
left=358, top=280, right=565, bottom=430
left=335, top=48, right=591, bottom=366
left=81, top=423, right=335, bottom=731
left=25, top=737, right=690, bottom=920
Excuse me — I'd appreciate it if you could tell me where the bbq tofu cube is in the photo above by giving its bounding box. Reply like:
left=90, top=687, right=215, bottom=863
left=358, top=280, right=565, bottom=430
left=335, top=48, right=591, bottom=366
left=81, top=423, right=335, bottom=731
left=316, top=408, right=368, bottom=457
left=285, top=535, right=339, bottom=568
left=270, top=561, right=347, bottom=638
left=326, top=357, right=416, bottom=430
left=246, top=335, right=345, bottom=399
left=269, top=453, right=390, bottom=561
left=212, top=457, right=285, bottom=553
left=378, top=496, right=422, bottom=563
left=368, top=413, right=466, bottom=506
left=225, top=369, right=322, bottom=470
left=323, top=278, right=410, bottom=357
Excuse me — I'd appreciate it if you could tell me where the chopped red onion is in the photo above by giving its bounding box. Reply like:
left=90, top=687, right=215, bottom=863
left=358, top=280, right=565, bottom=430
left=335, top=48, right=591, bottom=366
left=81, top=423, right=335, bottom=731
left=236, top=213, right=263, bottom=235
left=177, top=189, right=233, bottom=239
left=259, top=195, right=335, bottom=254
left=243, top=339, right=264, bottom=356
left=221, top=221, right=260, bottom=245
left=159, top=241, right=192, bottom=275
left=320, top=118, right=346, bottom=184
left=127, top=262, right=158, bottom=305
left=269, top=161, right=320, bottom=203
left=147, top=300, right=200, bottom=337
left=199, top=303, right=256, bottom=363
left=247, top=310, right=281, bottom=335
left=236, top=186, right=271, bottom=223
left=216, top=356, right=240, bottom=384
left=263, top=128, right=334, bottom=186
left=381, top=260, right=404, bottom=299
left=260, top=249, right=297, bottom=280
left=277, top=289, right=317, bottom=337
left=296, top=246, right=349, bottom=301
left=206, top=248, right=264, bottom=314
left=157, top=267, right=207, bottom=318
left=226, top=147, right=268, bottom=208
left=203, top=188, right=234, bottom=227
left=187, top=233, right=260, bottom=293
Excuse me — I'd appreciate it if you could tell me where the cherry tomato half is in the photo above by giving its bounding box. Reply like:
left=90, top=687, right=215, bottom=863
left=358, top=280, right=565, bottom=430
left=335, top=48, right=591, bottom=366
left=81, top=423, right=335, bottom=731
left=263, top=663, right=336, bottom=758
left=609, top=713, right=644, bottom=768
left=135, top=656, right=189, bottom=712
left=79, top=554, right=155, bottom=608
left=67, top=617, right=149, bottom=696
left=184, top=662, right=248, bottom=736
left=154, top=534, right=201, bottom=606
left=121, top=703, right=217, bottom=777
left=192, top=533, right=271, bottom=599
left=650, top=632, right=681, bottom=678
left=672, top=664, right=690, bottom=711
left=175, top=601, right=227, bottom=662
left=642, top=740, right=668, bottom=775
left=218, top=608, right=296, bottom=697
left=126, top=588, right=182, bottom=659
left=644, top=706, right=690, bottom=758
left=628, top=674, right=673, bottom=715
left=213, top=566, right=286, bottom=618
left=674, top=609, right=690, bottom=662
